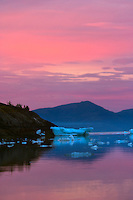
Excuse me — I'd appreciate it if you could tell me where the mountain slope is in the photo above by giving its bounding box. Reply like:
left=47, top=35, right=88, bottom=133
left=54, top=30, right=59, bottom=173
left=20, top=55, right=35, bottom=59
left=117, top=109, right=133, bottom=118
left=33, top=101, right=133, bottom=131
left=0, top=103, right=55, bottom=139
left=34, top=101, right=115, bottom=122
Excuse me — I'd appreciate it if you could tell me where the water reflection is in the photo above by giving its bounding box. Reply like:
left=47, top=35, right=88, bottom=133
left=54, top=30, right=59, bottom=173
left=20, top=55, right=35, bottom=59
left=1, top=134, right=133, bottom=172
left=1, top=133, right=133, bottom=200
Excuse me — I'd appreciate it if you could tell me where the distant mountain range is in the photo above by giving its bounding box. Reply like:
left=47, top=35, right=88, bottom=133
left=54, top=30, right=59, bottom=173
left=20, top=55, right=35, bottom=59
left=33, top=101, right=133, bottom=131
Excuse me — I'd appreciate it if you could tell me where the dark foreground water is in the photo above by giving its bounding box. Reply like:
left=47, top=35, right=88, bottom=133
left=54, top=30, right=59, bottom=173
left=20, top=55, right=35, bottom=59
left=1, top=132, right=133, bottom=200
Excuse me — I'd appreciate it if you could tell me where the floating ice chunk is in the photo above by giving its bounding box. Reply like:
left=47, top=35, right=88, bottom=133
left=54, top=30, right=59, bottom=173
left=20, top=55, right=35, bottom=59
left=40, top=144, right=52, bottom=148
left=91, top=145, right=98, bottom=150
left=32, top=140, right=38, bottom=144
left=70, top=152, right=91, bottom=158
left=40, top=145, right=47, bottom=148
left=128, top=142, right=133, bottom=147
left=36, top=129, right=41, bottom=135
left=129, top=129, right=133, bottom=134
left=69, top=135, right=74, bottom=141
left=88, top=142, right=93, bottom=146
left=40, top=133, right=45, bottom=136
left=106, top=141, right=110, bottom=145
left=115, top=140, right=128, bottom=144
left=124, top=131, right=129, bottom=134
left=7, top=144, right=14, bottom=148
left=36, top=139, right=44, bottom=145
left=22, top=141, right=27, bottom=145
left=97, top=141, right=105, bottom=145
left=9, top=141, right=15, bottom=144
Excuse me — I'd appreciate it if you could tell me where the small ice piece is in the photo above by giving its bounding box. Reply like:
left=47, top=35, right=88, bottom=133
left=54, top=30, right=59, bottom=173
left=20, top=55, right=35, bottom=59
left=7, top=144, right=14, bottom=148
left=69, top=135, right=74, bottom=141
left=97, top=141, right=105, bottom=145
left=36, top=139, right=44, bottom=145
left=32, top=140, right=43, bottom=145
left=32, top=140, right=38, bottom=144
left=40, top=133, right=45, bottom=136
left=106, top=141, right=110, bottom=145
left=115, top=140, right=128, bottom=144
left=91, top=145, right=98, bottom=150
left=88, top=142, right=93, bottom=146
left=22, top=141, right=27, bottom=145
left=9, top=141, right=15, bottom=144
left=40, top=144, right=49, bottom=148
left=124, top=131, right=129, bottom=134
left=128, top=142, right=133, bottom=147
left=36, top=129, right=41, bottom=135
left=129, top=129, right=133, bottom=134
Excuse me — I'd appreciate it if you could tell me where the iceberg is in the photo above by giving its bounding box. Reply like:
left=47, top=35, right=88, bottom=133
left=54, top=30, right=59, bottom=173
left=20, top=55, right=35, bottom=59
left=50, top=126, right=93, bottom=136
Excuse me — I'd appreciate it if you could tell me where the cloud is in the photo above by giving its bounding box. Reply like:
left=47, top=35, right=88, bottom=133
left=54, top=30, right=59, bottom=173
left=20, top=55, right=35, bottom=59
left=63, top=60, right=103, bottom=65
left=84, top=22, right=127, bottom=30
left=113, top=57, right=133, bottom=65
left=114, top=66, right=133, bottom=74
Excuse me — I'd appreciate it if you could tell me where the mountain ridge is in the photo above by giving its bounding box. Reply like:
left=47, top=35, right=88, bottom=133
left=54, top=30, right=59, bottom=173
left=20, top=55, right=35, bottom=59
left=33, top=101, right=133, bottom=131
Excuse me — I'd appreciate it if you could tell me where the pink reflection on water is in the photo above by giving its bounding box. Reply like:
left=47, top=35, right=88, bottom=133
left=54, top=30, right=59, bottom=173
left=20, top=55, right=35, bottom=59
left=0, top=148, right=133, bottom=200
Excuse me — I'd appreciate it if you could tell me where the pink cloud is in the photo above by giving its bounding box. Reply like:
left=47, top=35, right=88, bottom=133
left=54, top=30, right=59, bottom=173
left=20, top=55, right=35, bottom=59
left=0, top=0, right=133, bottom=111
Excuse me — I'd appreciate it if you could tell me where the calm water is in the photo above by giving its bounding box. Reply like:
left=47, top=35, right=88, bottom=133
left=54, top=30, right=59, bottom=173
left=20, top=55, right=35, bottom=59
left=1, top=133, right=133, bottom=200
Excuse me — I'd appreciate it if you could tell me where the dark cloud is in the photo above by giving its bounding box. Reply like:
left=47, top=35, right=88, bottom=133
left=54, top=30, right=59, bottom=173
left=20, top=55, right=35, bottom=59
left=63, top=60, right=103, bottom=65
left=113, top=57, right=133, bottom=65
left=78, top=71, right=123, bottom=81
left=114, top=66, right=133, bottom=74
left=63, top=61, right=81, bottom=65
left=102, top=67, right=111, bottom=70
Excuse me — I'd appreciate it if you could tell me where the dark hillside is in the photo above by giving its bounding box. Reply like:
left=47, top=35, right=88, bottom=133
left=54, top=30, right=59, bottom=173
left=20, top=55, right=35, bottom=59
left=0, top=103, right=55, bottom=139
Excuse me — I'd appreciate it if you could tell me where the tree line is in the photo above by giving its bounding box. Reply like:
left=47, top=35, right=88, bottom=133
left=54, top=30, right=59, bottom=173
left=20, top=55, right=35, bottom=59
left=7, top=101, right=29, bottom=111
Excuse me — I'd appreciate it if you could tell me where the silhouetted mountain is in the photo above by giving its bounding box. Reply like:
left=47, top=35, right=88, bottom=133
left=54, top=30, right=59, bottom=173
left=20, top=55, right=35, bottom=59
left=33, top=101, right=133, bottom=131
left=0, top=103, right=55, bottom=139
left=117, top=109, right=133, bottom=119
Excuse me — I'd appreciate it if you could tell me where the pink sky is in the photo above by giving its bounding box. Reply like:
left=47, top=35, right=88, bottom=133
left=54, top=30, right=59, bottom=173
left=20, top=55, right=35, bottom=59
left=0, top=0, right=133, bottom=111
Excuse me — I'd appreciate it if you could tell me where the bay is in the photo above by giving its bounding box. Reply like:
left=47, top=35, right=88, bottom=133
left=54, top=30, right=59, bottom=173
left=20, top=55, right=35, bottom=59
left=0, top=132, right=133, bottom=200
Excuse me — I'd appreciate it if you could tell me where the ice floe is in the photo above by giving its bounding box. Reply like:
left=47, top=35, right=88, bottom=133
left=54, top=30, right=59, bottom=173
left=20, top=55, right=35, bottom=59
left=40, top=144, right=52, bottom=148
left=115, top=140, right=128, bottom=144
left=22, top=141, right=27, bottom=145
left=97, top=141, right=105, bottom=145
left=91, top=145, right=98, bottom=150
left=128, top=142, right=133, bottom=147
